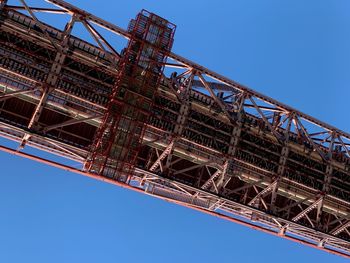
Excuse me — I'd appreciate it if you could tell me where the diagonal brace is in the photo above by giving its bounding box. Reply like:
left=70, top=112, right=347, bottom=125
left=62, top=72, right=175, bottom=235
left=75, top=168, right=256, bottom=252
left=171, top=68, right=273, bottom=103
left=292, top=196, right=323, bottom=222
left=149, top=139, right=175, bottom=172
left=248, top=180, right=277, bottom=206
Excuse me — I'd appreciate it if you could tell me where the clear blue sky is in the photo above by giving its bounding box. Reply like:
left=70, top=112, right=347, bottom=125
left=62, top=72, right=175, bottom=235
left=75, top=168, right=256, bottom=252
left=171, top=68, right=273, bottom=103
left=0, top=0, right=350, bottom=262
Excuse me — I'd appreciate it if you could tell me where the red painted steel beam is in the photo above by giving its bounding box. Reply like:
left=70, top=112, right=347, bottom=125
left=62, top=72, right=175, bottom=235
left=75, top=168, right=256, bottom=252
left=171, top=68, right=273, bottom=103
left=0, top=144, right=349, bottom=259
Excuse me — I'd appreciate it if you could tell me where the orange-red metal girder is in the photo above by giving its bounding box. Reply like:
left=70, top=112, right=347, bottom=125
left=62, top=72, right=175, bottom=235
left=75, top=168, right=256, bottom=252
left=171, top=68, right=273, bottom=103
left=0, top=144, right=348, bottom=259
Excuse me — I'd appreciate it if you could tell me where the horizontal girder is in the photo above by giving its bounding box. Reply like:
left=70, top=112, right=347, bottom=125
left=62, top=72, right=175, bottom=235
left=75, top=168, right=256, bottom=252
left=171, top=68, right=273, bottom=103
left=0, top=0, right=349, bottom=258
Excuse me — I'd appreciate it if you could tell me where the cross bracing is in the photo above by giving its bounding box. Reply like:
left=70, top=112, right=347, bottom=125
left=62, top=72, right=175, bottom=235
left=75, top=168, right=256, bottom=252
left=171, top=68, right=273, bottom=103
left=0, top=0, right=349, bottom=258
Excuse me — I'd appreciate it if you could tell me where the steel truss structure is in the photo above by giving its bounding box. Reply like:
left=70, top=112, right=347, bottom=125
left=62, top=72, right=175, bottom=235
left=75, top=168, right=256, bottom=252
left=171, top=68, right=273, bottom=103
left=0, top=0, right=349, bottom=258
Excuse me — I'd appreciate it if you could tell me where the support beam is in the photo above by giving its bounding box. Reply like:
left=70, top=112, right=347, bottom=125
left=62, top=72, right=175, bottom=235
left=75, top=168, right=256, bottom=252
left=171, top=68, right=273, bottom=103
left=223, top=178, right=265, bottom=196
left=248, top=180, right=277, bottom=206
left=213, top=94, right=245, bottom=195
left=214, top=160, right=231, bottom=192
left=251, top=185, right=268, bottom=210
left=0, top=87, right=38, bottom=102
left=271, top=115, right=292, bottom=213
left=19, top=14, right=77, bottom=149
left=173, top=72, right=193, bottom=135
left=0, top=0, right=350, bottom=257
left=173, top=162, right=213, bottom=175
left=292, top=196, right=323, bottom=222
left=4, top=5, right=68, bottom=14
left=42, top=115, right=102, bottom=133
left=149, top=139, right=176, bottom=172
left=0, top=142, right=349, bottom=258
left=315, top=132, right=335, bottom=228
left=316, top=197, right=325, bottom=229
left=18, top=0, right=60, bottom=50
left=161, top=72, right=194, bottom=173
left=201, top=169, right=221, bottom=192
left=316, top=133, right=335, bottom=228
left=198, top=73, right=232, bottom=121
left=331, top=220, right=350, bottom=236
left=81, top=19, right=120, bottom=62
left=295, top=116, right=327, bottom=161
left=297, top=204, right=315, bottom=228
left=277, top=196, right=312, bottom=214
left=249, top=96, right=283, bottom=143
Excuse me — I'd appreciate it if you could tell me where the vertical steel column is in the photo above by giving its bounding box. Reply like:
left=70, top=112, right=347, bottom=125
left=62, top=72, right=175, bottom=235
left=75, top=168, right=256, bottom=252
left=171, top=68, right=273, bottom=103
left=163, top=72, right=194, bottom=171
left=317, top=132, right=335, bottom=230
left=19, top=14, right=76, bottom=148
left=223, top=94, right=245, bottom=190
left=271, top=114, right=292, bottom=214
left=86, top=10, right=176, bottom=180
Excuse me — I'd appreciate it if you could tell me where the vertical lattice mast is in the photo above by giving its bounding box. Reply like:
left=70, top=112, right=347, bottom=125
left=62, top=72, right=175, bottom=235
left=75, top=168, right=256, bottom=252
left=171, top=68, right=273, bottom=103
left=85, top=10, right=176, bottom=179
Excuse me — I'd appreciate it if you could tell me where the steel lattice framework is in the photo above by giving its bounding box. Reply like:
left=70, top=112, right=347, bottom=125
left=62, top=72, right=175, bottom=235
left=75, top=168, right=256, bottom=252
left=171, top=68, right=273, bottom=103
left=0, top=0, right=349, bottom=258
